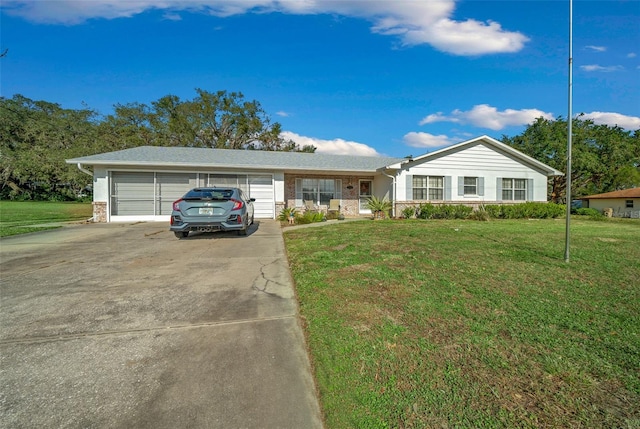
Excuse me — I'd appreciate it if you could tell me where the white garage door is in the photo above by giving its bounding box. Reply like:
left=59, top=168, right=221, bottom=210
left=111, top=171, right=274, bottom=220
left=206, top=173, right=274, bottom=219
left=110, top=172, right=154, bottom=216
left=249, top=175, right=275, bottom=219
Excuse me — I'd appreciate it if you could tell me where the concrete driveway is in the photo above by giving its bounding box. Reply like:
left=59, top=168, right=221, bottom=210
left=0, top=221, right=323, bottom=428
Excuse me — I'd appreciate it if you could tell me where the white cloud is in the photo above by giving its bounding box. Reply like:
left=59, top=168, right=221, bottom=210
left=280, top=131, right=382, bottom=156
left=275, top=111, right=290, bottom=117
left=627, top=52, right=637, bottom=58
left=163, top=12, right=181, bottom=21
left=402, top=132, right=458, bottom=149
left=419, top=104, right=553, bottom=130
left=580, top=64, right=624, bottom=72
left=1, top=0, right=529, bottom=56
left=585, top=45, right=606, bottom=52
left=580, top=112, right=640, bottom=130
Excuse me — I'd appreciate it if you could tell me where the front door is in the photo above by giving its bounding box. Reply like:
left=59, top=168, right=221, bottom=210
left=359, top=180, right=372, bottom=214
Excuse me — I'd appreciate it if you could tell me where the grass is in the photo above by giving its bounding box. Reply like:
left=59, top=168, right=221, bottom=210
left=284, top=218, right=640, bottom=429
left=0, top=200, right=92, bottom=237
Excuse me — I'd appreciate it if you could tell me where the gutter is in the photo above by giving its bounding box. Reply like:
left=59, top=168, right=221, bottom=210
left=76, top=163, right=93, bottom=177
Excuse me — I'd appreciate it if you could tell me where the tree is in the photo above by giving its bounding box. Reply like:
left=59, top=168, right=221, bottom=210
left=1, top=90, right=315, bottom=200
left=502, top=116, right=640, bottom=203
left=1, top=95, right=99, bottom=200
left=103, top=89, right=315, bottom=152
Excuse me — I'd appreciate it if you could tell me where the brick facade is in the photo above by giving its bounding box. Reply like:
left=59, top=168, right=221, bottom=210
left=93, top=201, right=107, bottom=222
left=283, top=174, right=373, bottom=217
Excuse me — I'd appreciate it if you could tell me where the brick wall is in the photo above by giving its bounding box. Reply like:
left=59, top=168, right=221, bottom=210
left=93, top=202, right=107, bottom=222
left=283, top=174, right=373, bottom=217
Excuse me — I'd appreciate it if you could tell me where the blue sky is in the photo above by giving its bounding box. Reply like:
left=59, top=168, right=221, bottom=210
left=1, top=0, right=638, bottom=158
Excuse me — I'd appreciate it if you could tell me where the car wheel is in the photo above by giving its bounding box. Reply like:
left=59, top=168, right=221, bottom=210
left=238, top=216, right=249, bottom=236
left=174, top=231, right=189, bottom=239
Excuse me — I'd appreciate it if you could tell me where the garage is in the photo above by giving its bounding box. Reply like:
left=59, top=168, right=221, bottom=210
left=110, top=171, right=274, bottom=221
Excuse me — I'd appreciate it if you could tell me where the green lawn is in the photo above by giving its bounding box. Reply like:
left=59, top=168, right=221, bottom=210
left=0, top=201, right=92, bottom=237
left=284, top=218, right=640, bottom=429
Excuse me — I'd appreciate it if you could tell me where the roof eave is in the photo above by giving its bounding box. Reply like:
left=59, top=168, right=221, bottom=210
left=66, top=159, right=382, bottom=174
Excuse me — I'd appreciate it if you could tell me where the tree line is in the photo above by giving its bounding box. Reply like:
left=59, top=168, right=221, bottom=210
left=1, top=90, right=638, bottom=202
left=501, top=116, right=639, bottom=203
left=1, top=90, right=315, bottom=200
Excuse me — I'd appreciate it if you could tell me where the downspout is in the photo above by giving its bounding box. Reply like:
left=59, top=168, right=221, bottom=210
left=76, top=163, right=95, bottom=222
left=381, top=168, right=396, bottom=218
left=77, top=163, right=92, bottom=177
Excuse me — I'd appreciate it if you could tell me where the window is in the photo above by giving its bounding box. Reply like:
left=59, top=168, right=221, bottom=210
left=413, top=176, right=444, bottom=200
left=626, top=200, right=634, bottom=208
left=502, top=178, right=527, bottom=201
left=463, top=177, right=478, bottom=195
left=295, top=178, right=342, bottom=205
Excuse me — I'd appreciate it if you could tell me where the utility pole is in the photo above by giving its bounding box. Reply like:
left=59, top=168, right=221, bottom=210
left=564, top=0, right=573, bottom=262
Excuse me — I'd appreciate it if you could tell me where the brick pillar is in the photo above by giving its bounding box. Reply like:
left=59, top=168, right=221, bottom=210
left=93, top=202, right=107, bottom=222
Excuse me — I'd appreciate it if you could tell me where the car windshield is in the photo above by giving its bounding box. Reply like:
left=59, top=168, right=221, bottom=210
left=184, top=189, right=234, bottom=200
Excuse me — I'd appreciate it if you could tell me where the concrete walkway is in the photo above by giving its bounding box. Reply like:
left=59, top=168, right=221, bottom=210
left=0, top=220, right=323, bottom=428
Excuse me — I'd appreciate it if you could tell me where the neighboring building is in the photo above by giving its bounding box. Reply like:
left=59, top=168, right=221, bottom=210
left=66, top=135, right=563, bottom=222
left=580, top=188, right=640, bottom=218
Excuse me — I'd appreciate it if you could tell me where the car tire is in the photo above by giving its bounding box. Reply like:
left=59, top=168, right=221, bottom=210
left=238, top=216, right=249, bottom=236
left=174, top=231, right=189, bottom=239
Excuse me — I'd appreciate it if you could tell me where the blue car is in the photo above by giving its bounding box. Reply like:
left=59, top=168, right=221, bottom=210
left=170, top=187, right=255, bottom=238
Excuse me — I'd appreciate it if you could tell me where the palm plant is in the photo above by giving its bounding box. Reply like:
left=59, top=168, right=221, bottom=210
left=366, top=196, right=392, bottom=219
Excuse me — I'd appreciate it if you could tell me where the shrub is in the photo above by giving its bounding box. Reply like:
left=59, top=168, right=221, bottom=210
left=326, top=210, right=341, bottom=220
left=575, top=207, right=603, bottom=217
left=484, top=202, right=565, bottom=219
left=278, top=207, right=297, bottom=222
left=401, top=206, right=416, bottom=219
left=468, top=208, right=490, bottom=221
left=366, top=196, right=392, bottom=219
left=415, top=203, right=472, bottom=220
left=295, top=211, right=325, bottom=224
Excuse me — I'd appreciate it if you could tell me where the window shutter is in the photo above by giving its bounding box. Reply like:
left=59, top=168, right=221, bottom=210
left=458, top=176, right=464, bottom=196
left=496, top=178, right=502, bottom=201
left=478, top=177, right=485, bottom=196
left=527, top=179, right=534, bottom=201
left=406, top=175, right=413, bottom=200
left=445, top=176, right=452, bottom=201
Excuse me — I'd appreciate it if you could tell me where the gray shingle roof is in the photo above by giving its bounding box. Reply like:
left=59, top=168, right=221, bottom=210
left=67, top=146, right=402, bottom=173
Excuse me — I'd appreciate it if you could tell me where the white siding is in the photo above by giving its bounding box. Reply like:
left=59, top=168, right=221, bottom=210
left=397, top=143, right=549, bottom=202
left=93, top=167, right=109, bottom=202
left=274, top=172, right=285, bottom=204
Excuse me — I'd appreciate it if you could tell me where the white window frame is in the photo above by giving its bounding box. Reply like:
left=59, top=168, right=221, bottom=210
left=502, top=178, right=527, bottom=201
left=463, top=177, right=478, bottom=196
left=413, top=175, right=444, bottom=200
left=295, top=178, right=342, bottom=206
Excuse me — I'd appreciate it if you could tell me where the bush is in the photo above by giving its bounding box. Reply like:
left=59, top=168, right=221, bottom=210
left=468, top=209, right=490, bottom=221
left=403, top=202, right=567, bottom=221
left=483, top=202, right=565, bottom=219
left=366, top=196, right=392, bottom=219
left=401, top=206, right=416, bottom=219
left=575, top=207, right=603, bottom=217
left=415, top=203, right=472, bottom=220
left=278, top=207, right=297, bottom=222
left=295, top=211, right=325, bottom=224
